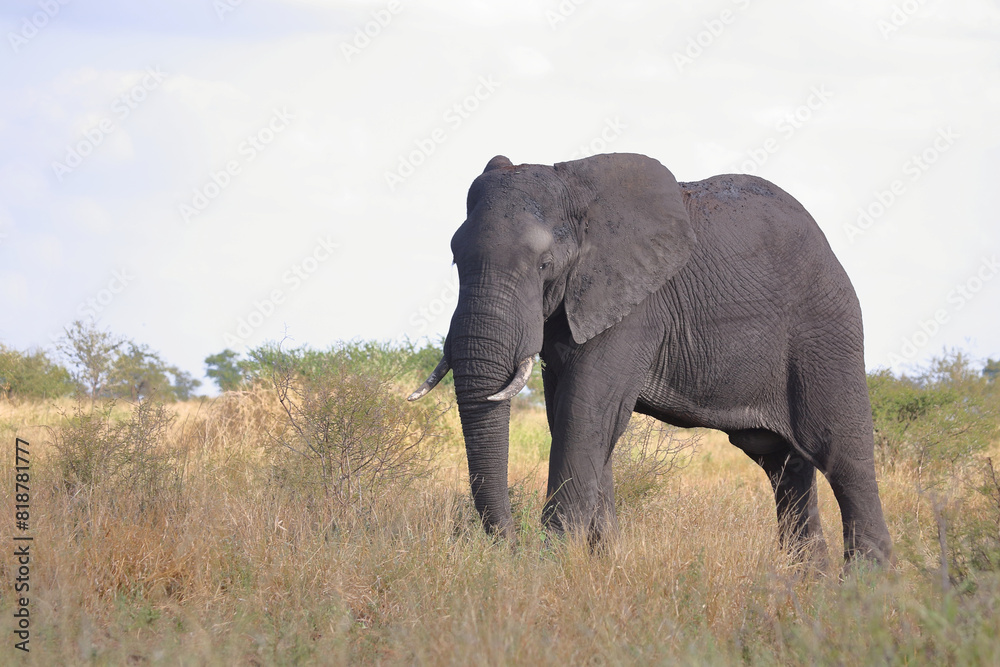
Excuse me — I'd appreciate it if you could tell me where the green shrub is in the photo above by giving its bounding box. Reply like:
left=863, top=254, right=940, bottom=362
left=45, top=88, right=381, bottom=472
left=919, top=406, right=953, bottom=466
left=869, top=352, right=1000, bottom=584
left=984, top=358, right=999, bottom=384
left=868, top=352, right=997, bottom=487
left=0, top=345, right=74, bottom=400
left=514, top=354, right=545, bottom=408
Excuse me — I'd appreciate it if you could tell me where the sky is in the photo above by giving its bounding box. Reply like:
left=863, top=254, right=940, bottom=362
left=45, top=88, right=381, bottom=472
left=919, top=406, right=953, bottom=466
left=1, top=0, right=998, bottom=395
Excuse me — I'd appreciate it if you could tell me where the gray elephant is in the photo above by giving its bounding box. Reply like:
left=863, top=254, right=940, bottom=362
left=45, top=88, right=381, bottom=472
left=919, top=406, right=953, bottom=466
left=410, top=152, right=892, bottom=566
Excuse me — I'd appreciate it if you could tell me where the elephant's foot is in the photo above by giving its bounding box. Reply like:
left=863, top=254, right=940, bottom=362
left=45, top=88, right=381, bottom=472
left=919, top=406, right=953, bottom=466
left=784, top=533, right=832, bottom=577
left=541, top=502, right=618, bottom=552
left=842, top=530, right=895, bottom=571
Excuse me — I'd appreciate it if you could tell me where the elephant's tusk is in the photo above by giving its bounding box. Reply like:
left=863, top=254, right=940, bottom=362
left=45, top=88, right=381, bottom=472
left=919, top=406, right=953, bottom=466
left=486, top=356, right=534, bottom=402
left=407, top=356, right=450, bottom=401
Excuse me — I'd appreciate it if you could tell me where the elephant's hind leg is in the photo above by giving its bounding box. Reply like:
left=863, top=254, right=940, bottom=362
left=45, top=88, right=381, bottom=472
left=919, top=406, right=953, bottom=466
left=731, top=429, right=829, bottom=567
left=824, top=455, right=893, bottom=566
left=787, top=358, right=893, bottom=567
left=753, top=449, right=829, bottom=569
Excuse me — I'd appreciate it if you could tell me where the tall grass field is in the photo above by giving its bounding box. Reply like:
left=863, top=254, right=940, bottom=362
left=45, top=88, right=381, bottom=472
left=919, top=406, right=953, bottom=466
left=1, top=345, right=998, bottom=665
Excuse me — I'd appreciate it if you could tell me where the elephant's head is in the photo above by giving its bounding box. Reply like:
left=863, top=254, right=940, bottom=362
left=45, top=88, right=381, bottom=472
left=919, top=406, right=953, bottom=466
left=410, top=152, right=695, bottom=536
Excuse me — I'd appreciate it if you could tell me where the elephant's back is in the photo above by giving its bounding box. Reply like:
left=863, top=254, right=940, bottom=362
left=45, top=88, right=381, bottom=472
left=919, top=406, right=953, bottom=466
left=680, top=174, right=832, bottom=262
left=677, top=174, right=855, bottom=311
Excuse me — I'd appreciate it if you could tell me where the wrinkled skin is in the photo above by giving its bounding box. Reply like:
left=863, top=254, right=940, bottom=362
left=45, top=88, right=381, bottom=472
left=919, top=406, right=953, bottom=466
left=417, top=152, right=892, bottom=567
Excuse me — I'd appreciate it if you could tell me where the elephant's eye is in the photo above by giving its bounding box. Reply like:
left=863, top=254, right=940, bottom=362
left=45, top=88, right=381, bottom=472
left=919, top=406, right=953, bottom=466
left=538, top=260, right=551, bottom=272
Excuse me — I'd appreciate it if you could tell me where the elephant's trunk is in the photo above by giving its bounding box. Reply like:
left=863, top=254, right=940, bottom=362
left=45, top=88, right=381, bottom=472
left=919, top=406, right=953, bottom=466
left=447, top=280, right=541, bottom=538
left=455, top=398, right=514, bottom=536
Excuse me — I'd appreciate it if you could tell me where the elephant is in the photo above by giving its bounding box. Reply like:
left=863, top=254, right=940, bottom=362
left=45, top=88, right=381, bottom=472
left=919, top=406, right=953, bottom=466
left=409, top=152, right=892, bottom=567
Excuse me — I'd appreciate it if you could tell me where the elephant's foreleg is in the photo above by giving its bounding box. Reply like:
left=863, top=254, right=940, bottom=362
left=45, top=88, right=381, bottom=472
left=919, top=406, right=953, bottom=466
left=540, top=313, right=657, bottom=545
left=543, top=385, right=637, bottom=545
left=595, top=458, right=618, bottom=543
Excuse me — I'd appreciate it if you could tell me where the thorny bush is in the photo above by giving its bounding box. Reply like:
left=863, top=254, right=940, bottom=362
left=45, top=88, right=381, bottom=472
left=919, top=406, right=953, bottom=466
left=251, top=343, right=448, bottom=512
left=613, top=416, right=700, bottom=511
left=51, top=398, right=181, bottom=511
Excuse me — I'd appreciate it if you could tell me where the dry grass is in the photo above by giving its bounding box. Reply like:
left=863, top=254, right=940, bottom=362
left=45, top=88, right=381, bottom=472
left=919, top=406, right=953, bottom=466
left=1, top=393, right=999, bottom=665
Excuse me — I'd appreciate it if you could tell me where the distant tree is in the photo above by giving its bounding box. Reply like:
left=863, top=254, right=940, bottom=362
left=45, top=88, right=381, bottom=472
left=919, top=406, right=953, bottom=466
left=57, top=321, right=123, bottom=402
left=109, top=342, right=201, bottom=401
left=58, top=321, right=200, bottom=402
left=169, top=367, right=200, bottom=400
left=110, top=342, right=169, bottom=400
left=0, top=345, right=74, bottom=400
left=205, top=349, right=247, bottom=392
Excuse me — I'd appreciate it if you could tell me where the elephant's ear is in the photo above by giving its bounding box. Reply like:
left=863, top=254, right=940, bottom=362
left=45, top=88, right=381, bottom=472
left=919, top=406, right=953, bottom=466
left=554, top=153, right=695, bottom=344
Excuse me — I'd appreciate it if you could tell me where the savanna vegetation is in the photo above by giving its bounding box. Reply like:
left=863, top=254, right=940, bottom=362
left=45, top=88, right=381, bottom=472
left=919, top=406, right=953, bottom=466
left=1, top=329, right=998, bottom=664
